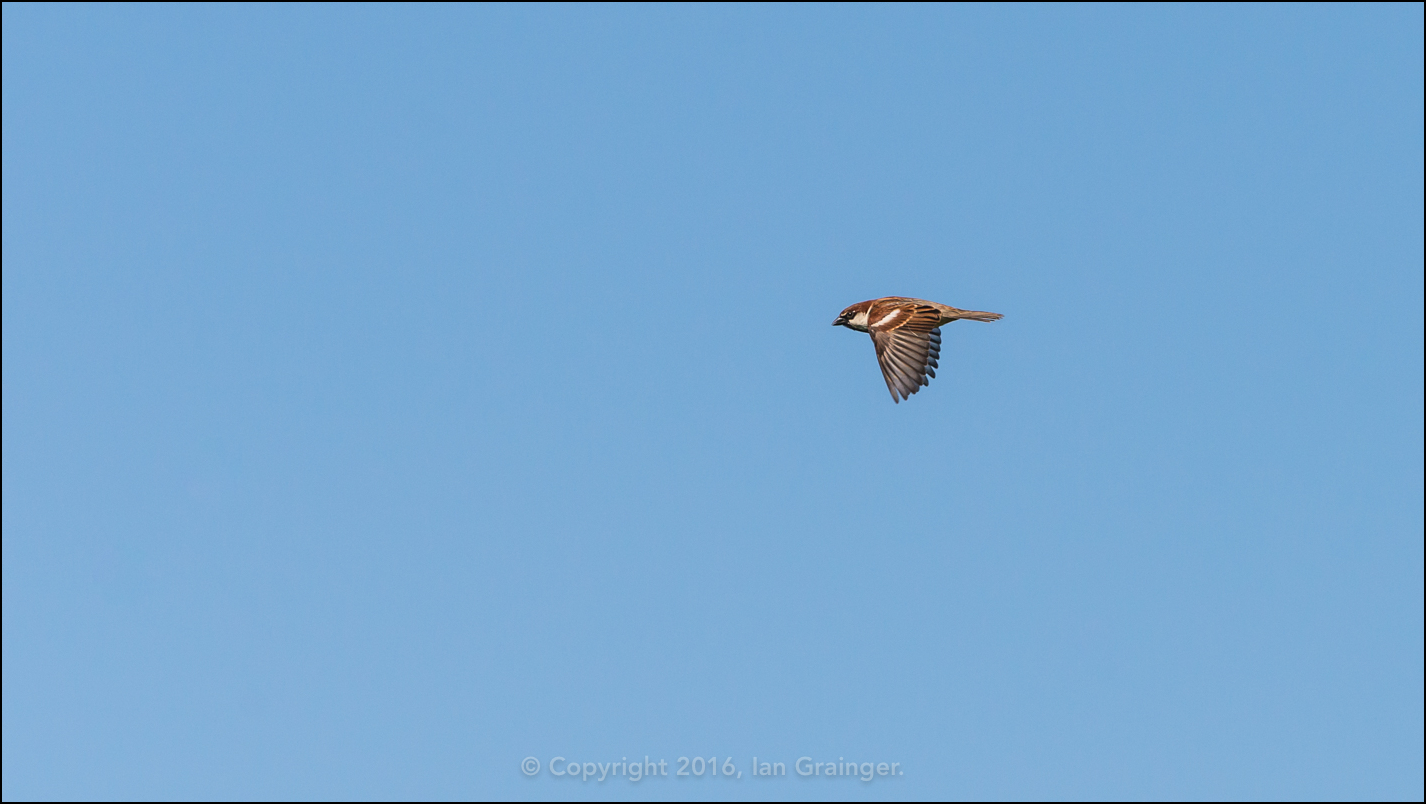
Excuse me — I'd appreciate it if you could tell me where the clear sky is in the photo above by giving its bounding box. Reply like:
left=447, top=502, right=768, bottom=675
left=3, top=5, right=1422, bottom=801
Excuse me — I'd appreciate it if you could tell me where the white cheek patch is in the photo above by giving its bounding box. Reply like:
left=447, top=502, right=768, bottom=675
left=851, top=312, right=870, bottom=328
left=872, top=310, right=903, bottom=328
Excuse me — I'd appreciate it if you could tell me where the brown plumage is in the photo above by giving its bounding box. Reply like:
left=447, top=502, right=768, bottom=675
left=833, top=297, right=1003, bottom=403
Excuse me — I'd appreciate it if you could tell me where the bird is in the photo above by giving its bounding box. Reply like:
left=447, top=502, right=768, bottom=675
left=833, top=297, right=1003, bottom=403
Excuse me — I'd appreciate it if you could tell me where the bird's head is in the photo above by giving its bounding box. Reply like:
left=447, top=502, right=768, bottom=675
left=833, top=302, right=872, bottom=332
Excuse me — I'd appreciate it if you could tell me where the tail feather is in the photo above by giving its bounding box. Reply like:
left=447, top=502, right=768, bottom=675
left=948, top=308, right=1003, bottom=322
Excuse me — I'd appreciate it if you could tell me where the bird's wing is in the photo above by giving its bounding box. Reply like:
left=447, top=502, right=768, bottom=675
left=868, top=303, right=943, bottom=403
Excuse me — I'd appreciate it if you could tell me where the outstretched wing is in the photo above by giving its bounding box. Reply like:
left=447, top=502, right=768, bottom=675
left=867, top=302, right=942, bottom=403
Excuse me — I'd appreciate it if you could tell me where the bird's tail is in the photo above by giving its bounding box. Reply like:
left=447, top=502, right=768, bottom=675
left=948, top=308, right=1003, bottom=322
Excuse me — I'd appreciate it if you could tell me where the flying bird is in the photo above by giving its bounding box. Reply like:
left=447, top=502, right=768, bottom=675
left=833, top=297, right=1003, bottom=403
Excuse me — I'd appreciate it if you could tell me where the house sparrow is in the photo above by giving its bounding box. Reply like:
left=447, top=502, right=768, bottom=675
left=833, top=297, right=1003, bottom=403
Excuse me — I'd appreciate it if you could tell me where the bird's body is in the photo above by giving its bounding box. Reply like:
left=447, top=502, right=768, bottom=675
left=833, top=297, right=1002, bottom=403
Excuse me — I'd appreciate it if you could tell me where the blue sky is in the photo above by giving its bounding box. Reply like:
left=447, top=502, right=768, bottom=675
left=3, top=5, right=1421, bottom=801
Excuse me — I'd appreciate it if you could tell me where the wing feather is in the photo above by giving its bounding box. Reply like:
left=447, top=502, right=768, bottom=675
left=868, top=304, right=944, bottom=403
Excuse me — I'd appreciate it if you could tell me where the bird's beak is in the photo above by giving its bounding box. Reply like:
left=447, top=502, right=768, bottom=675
left=832, top=316, right=845, bottom=327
